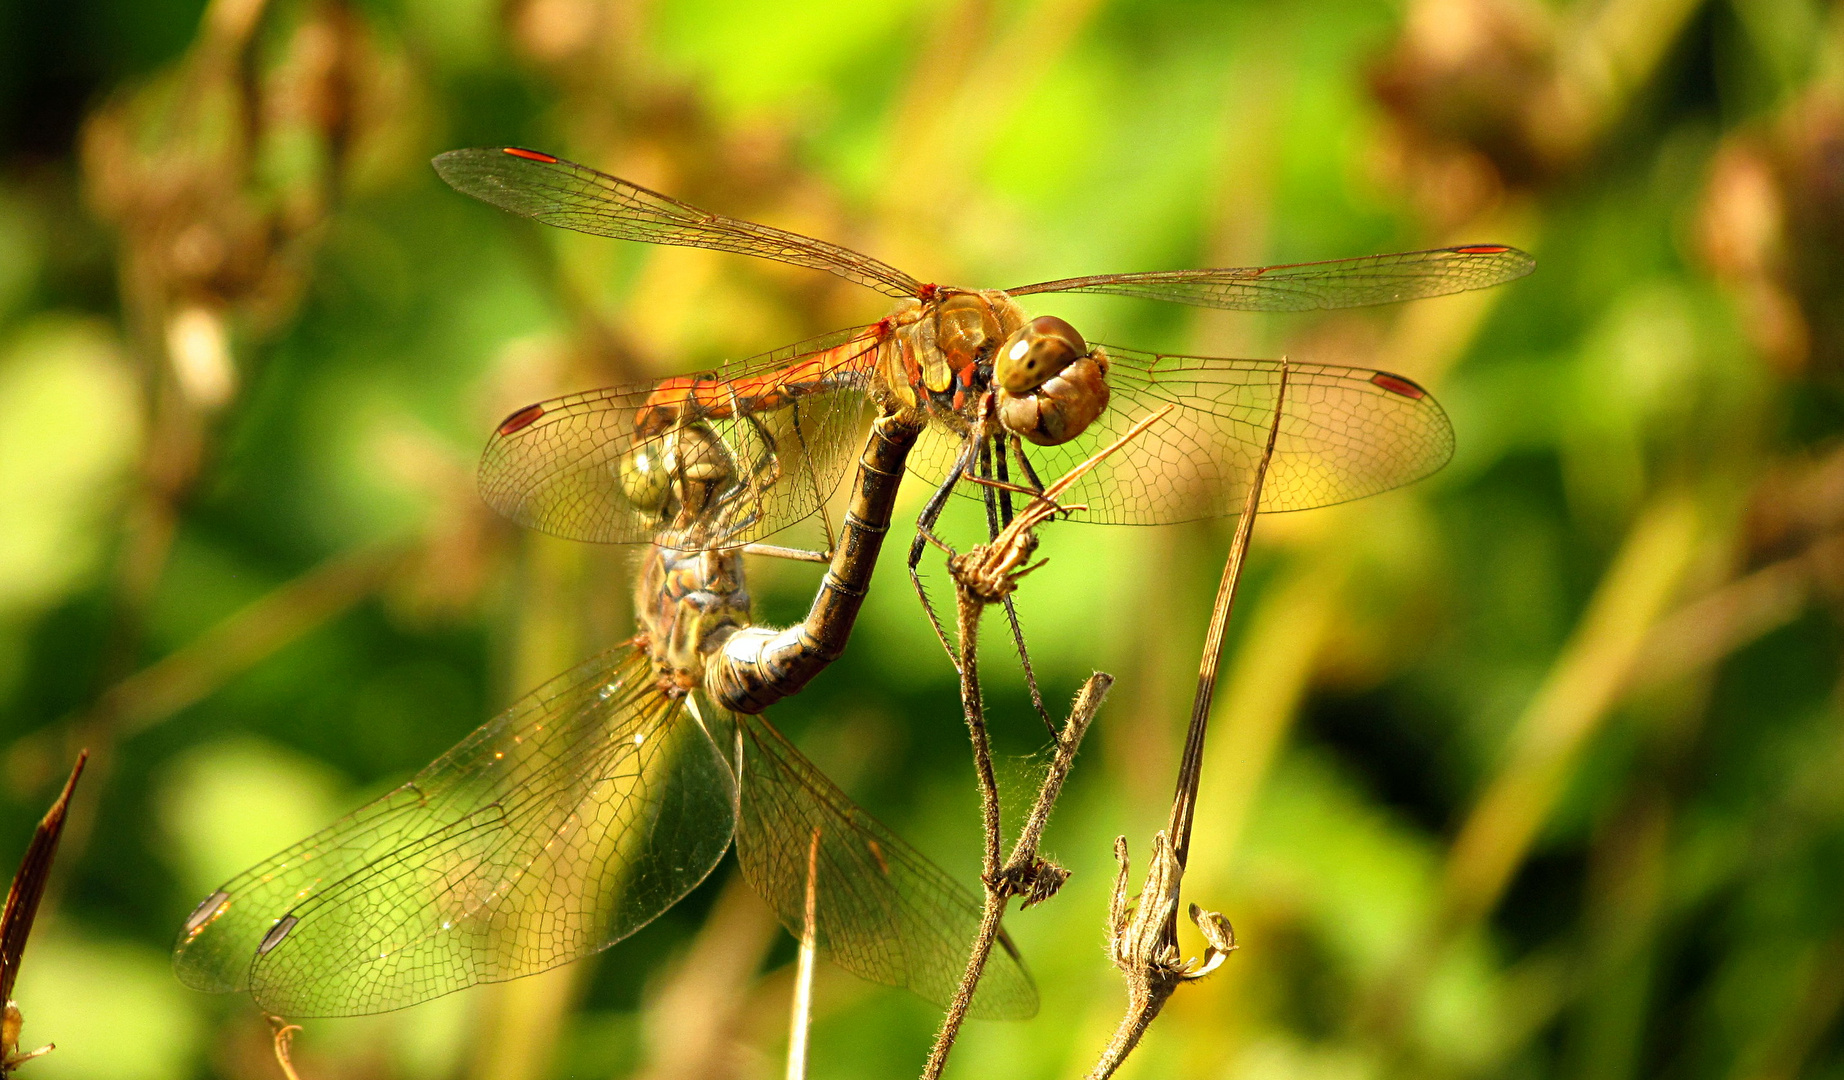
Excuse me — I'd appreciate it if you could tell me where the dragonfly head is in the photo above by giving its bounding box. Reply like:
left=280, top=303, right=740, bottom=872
left=618, top=423, right=739, bottom=522
left=618, top=445, right=674, bottom=513
left=994, top=318, right=1109, bottom=446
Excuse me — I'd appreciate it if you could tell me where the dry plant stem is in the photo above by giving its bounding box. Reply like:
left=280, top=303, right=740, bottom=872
left=0, top=752, right=87, bottom=1005
left=267, top=1017, right=304, bottom=1080
left=1166, top=372, right=1286, bottom=873
left=1087, top=364, right=1289, bottom=1080
left=0, top=751, right=87, bottom=1078
left=921, top=408, right=1171, bottom=1078
left=921, top=586, right=1110, bottom=1079
left=920, top=593, right=1003, bottom=1080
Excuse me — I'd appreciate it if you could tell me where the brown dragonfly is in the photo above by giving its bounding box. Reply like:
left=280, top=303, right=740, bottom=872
left=171, top=421, right=1033, bottom=1019
left=433, top=146, right=1527, bottom=666
left=433, top=146, right=1527, bottom=707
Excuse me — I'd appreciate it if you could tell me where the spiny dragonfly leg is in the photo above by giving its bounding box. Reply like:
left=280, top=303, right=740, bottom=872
left=986, top=435, right=1053, bottom=735
left=734, top=406, right=782, bottom=540
left=907, top=440, right=975, bottom=668
left=783, top=401, right=839, bottom=557
left=742, top=543, right=832, bottom=564
left=992, top=432, right=1017, bottom=529
left=701, top=410, right=787, bottom=548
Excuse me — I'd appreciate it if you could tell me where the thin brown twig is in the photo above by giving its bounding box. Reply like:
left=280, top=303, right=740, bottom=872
left=1086, top=361, right=1289, bottom=1080
left=918, top=408, right=1175, bottom=1078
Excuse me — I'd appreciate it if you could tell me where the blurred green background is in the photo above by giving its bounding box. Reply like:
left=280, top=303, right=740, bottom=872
left=3, top=0, right=1843, bottom=1077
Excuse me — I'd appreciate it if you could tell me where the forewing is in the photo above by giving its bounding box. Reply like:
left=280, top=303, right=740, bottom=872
left=908, top=348, right=1453, bottom=523
left=732, top=712, right=1037, bottom=1020
left=433, top=148, right=922, bottom=298
left=1006, top=245, right=1533, bottom=310
left=480, top=329, right=876, bottom=549
left=173, top=646, right=737, bottom=1017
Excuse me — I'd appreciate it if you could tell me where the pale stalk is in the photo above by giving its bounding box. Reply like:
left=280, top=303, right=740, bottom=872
left=785, top=827, right=822, bottom=1080
left=1086, top=362, right=1289, bottom=1080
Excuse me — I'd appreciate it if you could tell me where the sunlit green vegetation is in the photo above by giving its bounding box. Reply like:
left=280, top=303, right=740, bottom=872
left=2, top=0, right=1842, bottom=1077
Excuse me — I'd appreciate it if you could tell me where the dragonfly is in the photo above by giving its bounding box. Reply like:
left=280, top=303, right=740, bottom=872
left=434, top=148, right=1531, bottom=546
left=433, top=145, right=1529, bottom=677
left=171, top=423, right=1033, bottom=1020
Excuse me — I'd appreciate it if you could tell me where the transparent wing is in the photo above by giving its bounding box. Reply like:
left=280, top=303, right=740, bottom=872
left=480, top=328, right=878, bottom=549
left=909, top=348, right=1454, bottom=523
left=433, top=148, right=923, bottom=298
left=1006, top=245, right=1533, bottom=310
left=173, top=646, right=737, bottom=1017
left=731, top=709, right=1037, bottom=1020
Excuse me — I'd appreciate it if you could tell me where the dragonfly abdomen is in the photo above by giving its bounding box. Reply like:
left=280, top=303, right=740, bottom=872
left=705, top=411, right=922, bottom=713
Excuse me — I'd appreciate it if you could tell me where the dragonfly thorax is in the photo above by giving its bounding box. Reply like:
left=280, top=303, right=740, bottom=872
left=896, top=290, right=1112, bottom=449
left=635, top=544, right=751, bottom=694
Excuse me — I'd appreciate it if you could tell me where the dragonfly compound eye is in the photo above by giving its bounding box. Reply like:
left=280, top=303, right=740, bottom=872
left=618, top=447, right=673, bottom=512
left=997, top=346, right=1110, bottom=447
left=995, top=316, right=1088, bottom=394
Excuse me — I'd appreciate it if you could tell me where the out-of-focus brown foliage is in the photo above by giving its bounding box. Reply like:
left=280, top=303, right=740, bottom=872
left=82, top=0, right=417, bottom=421
left=1371, top=0, right=1556, bottom=222
left=69, top=0, right=424, bottom=724
left=1372, top=0, right=1708, bottom=227
left=1698, top=81, right=1844, bottom=375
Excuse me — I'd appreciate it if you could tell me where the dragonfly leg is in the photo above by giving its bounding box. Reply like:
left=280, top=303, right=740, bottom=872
left=1008, top=434, right=1046, bottom=496
left=742, top=543, right=831, bottom=564
left=991, top=432, right=1017, bottom=530
left=977, top=437, right=1001, bottom=538
left=735, top=409, right=783, bottom=541
left=984, top=435, right=1053, bottom=735
left=907, top=441, right=975, bottom=667
left=781, top=401, right=838, bottom=556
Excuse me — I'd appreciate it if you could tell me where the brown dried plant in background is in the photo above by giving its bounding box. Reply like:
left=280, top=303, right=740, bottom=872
left=1371, top=0, right=1712, bottom=227
left=1697, top=65, right=1844, bottom=376
left=72, top=0, right=416, bottom=752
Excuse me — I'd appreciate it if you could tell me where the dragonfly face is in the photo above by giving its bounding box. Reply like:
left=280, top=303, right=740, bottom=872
left=991, top=315, right=1110, bottom=447
left=613, top=419, right=782, bottom=548
left=879, top=291, right=1112, bottom=451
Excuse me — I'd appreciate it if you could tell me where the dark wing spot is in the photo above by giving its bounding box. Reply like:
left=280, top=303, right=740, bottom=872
left=497, top=403, right=545, bottom=435
left=502, top=147, right=560, bottom=164
left=183, top=890, right=230, bottom=934
left=258, top=914, right=299, bottom=956
left=1370, top=371, right=1428, bottom=400
left=1453, top=244, right=1511, bottom=254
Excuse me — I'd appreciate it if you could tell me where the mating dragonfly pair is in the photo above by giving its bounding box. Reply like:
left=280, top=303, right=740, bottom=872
left=171, top=146, right=1531, bottom=1018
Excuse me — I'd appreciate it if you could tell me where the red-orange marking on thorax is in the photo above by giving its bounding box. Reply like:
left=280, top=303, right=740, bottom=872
left=1369, top=372, right=1427, bottom=400
left=503, top=147, right=559, bottom=163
